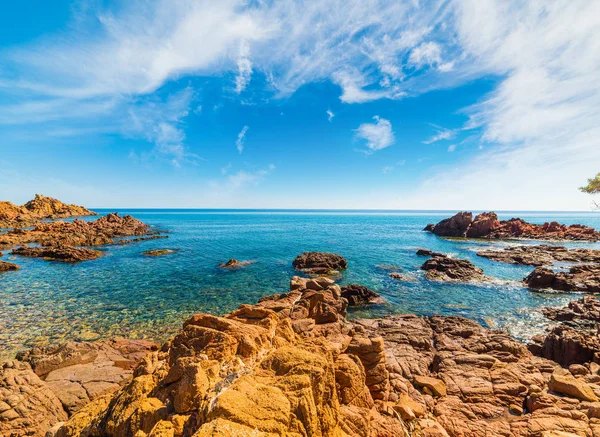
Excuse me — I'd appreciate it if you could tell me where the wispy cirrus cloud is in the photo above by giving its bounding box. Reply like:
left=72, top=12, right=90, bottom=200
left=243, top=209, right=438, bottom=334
left=326, top=109, right=335, bottom=122
left=355, top=116, right=395, bottom=153
left=236, top=125, right=249, bottom=153
left=423, top=125, right=457, bottom=144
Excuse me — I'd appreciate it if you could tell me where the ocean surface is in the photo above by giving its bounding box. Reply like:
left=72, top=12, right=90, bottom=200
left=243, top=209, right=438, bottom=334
left=2, top=209, right=600, bottom=358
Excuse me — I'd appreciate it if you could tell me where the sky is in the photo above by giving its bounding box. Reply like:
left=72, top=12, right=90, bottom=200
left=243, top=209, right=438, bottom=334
left=0, top=0, right=599, bottom=210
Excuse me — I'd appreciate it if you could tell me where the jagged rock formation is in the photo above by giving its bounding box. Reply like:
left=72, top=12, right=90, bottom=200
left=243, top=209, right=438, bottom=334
left=37, top=278, right=600, bottom=437
left=424, top=211, right=600, bottom=241
left=1, top=213, right=152, bottom=256
left=419, top=252, right=488, bottom=282
left=292, top=251, right=348, bottom=275
left=218, top=259, right=253, bottom=268
left=478, top=244, right=600, bottom=266
left=0, top=194, right=96, bottom=228
left=524, top=265, right=600, bottom=293
left=1, top=339, right=156, bottom=437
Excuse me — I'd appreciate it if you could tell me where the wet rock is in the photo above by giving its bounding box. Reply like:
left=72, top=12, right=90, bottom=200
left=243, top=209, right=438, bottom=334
left=292, top=251, right=347, bottom=274
left=524, top=265, right=600, bottom=293
left=11, top=245, right=102, bottom=262
left=417, top=248, right=445, bottom=257
left=0, top=260, right=19, bottom=272
left=425, top=211, right=600, bottom=241
left=389, top=272, right=417, bottom=281
left=542, top=295, right=600, bottom=330
left=420, top=253, right=487, bottom=282
left=478, top=244, right=600, bottom=266
left=340, top=284, right=383, bottom=306
left=218, top=259, right=253, bottom=268
left=529, top=325, right=600, bottom=366
left=116, top=235, right=168, bottom=245
left=143, top=249, right=176, bottom=257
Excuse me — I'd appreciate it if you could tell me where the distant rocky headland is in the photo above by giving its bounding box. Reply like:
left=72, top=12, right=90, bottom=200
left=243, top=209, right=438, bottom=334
left=0, top=194, right=97, bottom=228
left=425, top=211, right=600, bottom=241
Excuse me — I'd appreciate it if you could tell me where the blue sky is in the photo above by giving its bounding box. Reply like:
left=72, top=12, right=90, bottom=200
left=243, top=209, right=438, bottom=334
left=1, top=0, right=599, bottom=210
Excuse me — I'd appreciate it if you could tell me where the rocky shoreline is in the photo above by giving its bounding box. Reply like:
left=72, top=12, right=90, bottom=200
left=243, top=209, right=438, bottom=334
left=5, top=280, right=600, bottom=436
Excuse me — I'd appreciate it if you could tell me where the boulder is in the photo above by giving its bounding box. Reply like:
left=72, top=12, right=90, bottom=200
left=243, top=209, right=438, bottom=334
left=420, top=254, right=487, bottom=282
left=466, top=212, right=499, bottom=238
left=292, top=251, right=347, bottom=272
left=524, top=265, right=600, bottom=293
left=340, top=284, right=383, bottom=306
left=548, top=370, right=598, bottom=402
left=430, top=212, right=473, bottom=237
left=0, top=260, right=19, bottom=272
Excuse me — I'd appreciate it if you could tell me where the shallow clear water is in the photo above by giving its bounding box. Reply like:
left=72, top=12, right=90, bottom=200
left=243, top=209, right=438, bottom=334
left=1, top=209, right=600, bottom=358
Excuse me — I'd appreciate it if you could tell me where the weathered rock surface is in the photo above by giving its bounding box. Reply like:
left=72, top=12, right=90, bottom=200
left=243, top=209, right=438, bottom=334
left=292, top=251, right=348, bottom=275
left=0, top=213, right=152, bottom=251
left=420, top=252, right=487, bottom=282
left=425, top=211, right=600, bottom=241
left=0, top=360, right=69, bottom=437
left=0, top=260, right=19, bottom=272
left=340, top=284, right=383, bottom=306
left=524, top=265, right=600, bottom=293
left=0, top=194, right=96, bottom=229
left=478, top=244, right=600, bottom=266
left=11, top=245, right=102, bottom=262
left=48, top=277, right=600, bottom=437
left=542, top=295, right=600, bottom=330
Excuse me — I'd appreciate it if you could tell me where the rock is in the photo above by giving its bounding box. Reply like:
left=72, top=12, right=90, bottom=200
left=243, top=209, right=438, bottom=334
left=466, top=212, right=499, bottom=238
left=116, top=235, right=168, bottom=245
left=430, top=211, right=473, bottom=237
left=292, top=251, right=347, bottom=273
left=0, top=194, right=96, bottom=229
left=0, top=360, right=68, bottom=437
left=425, top=211, right=600, bottom=241
left=142, top=249, right=176, bottom=257
left=389, top=272, right=417, bottom=281
left=524, top=265, right=600, bottom=293
left=420, top=253, right=487, bottom=282
left=478, top=244, right=600, bottom=266
left=548, top=370, right=598, bottom=401
left=16, top=339, right=158, bottom=415
left=0, top=260, right=19, bottom=272
left=394, top=394, right=426, bottom=420
left=413, top=375, right=447, bottom=397
left=11, top=245, right=102, bottom=262
left=542, top=295, right=600, bottom=330
left=218, top=259, right=253, bottom=268
left=529, top=325, right=600, bottom=366
left=416, top=248, right=445, bottom=257
left=340, top=284, right=383, bottom=306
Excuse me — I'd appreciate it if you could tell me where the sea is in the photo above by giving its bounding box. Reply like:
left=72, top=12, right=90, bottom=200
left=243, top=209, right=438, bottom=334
left=1, top=209, right=599, bottom=358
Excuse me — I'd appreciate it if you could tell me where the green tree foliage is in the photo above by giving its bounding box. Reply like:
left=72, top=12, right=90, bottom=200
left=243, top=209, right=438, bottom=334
left=580, top=173, right=600, bottom=194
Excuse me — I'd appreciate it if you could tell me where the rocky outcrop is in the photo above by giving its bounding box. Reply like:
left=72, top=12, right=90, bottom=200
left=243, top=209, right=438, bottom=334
left=340, top=284, right=383, bottom=306
left=11, top=245, right=102, bottom=262
left=292, top=251, right=348, bottom=275
left=0, top=213, right=152, bottom=252
left=542, top=295, right=600, bottom=330
left=524, top=265, right=600, bottom=293
left=48, top=277, right=600, bottom=437
left=425, top=211, right=600, bottom=241
left=420, top=252, right=487, bottom=282
left=0, top=260, right=19, bottom=272
left=0, top=194, right=96, bottom=228
left=478, top=244, right=600, bottom=266
left=143, top=249, right=177, bottom=257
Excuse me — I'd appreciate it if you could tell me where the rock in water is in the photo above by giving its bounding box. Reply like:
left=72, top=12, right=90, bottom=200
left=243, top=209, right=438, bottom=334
left=0, top=260, right=19, bottom=272
left=524, top=265, right=600, bottom=293
left=425, top=211, right=600, bottom=241
left=292, top=251, right=348, bottom=274
left=478, top=244, right=600, bottom=266
left=218, top=258, right=253, bottom=268
left=420, top=252, right=487, bottom=282
left=340, top=284, right=383, bottom=306
left=11, top=245, right=102, bottom=262
left=143, top=249, right=176, bottom=257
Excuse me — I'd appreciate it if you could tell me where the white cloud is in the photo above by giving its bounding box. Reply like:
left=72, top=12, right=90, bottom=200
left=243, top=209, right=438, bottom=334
left=326, top=109, right=335, bottom=122
left=382, top=165, right=394, bottom=174
left=447, top=144, right=457, bottom=152
left=423, top=125, right=456, bottom=144
left=355, top=116, right=395, bottom=152
left=235, top=40, right=253, bottom=93
left=236, top=125, right=249, bottom=153
left=224, top=164, right=276, bottom=190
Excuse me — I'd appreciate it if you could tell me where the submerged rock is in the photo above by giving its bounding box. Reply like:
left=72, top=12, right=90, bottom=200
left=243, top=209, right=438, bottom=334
left=478, top=244, right=600, bottom=266
left=292, top=251, right=348, bottom=274
left=524, top=264, right=600, bottom=293
left=218, top=258, right=253, bottom=268
left=420, top=252, right=487, bottom=282
left=143, top=249, right=176, bottom=257
left=11, top=245, right=102, bottom=262
left=425, top=211, right=600, bottom=241
left=340, top=284, right=383, bottom=306
left=0, top=260, right=19, bottom=272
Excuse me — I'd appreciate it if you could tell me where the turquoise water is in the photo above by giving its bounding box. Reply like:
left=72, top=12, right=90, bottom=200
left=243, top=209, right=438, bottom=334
left=1, top=209, right=600, bottom=357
